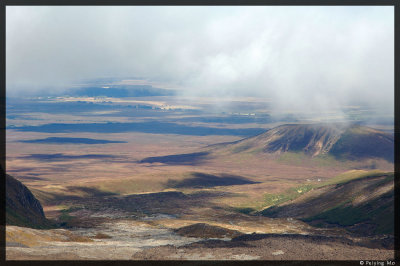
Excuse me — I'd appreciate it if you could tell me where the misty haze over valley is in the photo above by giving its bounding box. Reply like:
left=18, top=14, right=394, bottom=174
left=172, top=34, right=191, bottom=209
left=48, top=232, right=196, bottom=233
left=5, top=6, right=394, bottom=261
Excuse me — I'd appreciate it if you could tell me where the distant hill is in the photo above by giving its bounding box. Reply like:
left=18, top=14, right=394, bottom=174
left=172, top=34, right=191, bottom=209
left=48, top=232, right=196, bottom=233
left=260, top=171, right=394, bottom=236
left=138, top=123, right=394, bottom=166
left=6, top=174, right=53, bottom=228
left=218, top=124, right=393, bottom=162
left=68, top=85, right=176, bottom=97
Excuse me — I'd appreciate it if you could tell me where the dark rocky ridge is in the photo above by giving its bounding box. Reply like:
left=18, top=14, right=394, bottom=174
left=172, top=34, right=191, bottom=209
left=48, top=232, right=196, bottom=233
left=6, top=174, right=52, bottom=228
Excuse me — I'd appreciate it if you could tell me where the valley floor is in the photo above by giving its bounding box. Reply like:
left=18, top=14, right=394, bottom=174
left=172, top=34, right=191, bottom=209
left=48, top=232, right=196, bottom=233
left=6, top=184, right=395, bottom=260
left=6, top=97, right=395, bottom=261
left=6, top=219, right=394, bottom=260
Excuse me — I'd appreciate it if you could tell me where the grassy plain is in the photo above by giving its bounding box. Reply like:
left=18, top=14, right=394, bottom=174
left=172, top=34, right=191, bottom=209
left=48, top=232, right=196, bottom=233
left=6, top=96, right=395, bottom=260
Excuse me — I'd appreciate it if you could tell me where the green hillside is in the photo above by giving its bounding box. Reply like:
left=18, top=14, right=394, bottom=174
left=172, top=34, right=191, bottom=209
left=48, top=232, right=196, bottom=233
left=260, top=171, right=394, bottom=235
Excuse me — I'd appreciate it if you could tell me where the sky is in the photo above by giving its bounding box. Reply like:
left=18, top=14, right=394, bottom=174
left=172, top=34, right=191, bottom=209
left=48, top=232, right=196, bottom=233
left=6, top=6, right=394, bottom=114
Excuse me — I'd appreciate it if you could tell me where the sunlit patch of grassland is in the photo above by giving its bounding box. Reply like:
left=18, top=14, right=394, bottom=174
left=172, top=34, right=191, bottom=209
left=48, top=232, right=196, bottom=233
left=6, top=226, right=93, bottom=247
left=251, top=170, right=392, bottom=213
left=208, top=179, right=300, bottom=212
left=93, top=177, right=170, bottom=195
left=262, top=184, right=314, bottom=209
left=6, top=227, right=59, bottom=247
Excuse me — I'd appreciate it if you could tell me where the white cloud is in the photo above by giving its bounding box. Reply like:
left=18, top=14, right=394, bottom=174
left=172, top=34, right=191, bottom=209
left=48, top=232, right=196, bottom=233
left=6, top=6, right=394, bottom=114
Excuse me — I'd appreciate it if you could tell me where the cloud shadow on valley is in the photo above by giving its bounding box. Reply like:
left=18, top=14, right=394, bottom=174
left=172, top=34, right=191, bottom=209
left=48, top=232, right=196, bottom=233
left=20, top=137, right=127, bottom=145
left=138, top=152, right=210, bottom=166
left=167, top=172, right=260, bottom=188
left=10, top=121, right=265, bottom=137
left=18, top=153, right=122, bottom=162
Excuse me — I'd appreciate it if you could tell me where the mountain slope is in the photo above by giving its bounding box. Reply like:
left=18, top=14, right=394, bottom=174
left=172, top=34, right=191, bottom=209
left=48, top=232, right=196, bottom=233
left=218, top=123, right=393, bottom=161
left=6, top=174, right=53, bottom=228
left=329, top=125, right=394, bottom=161
left=261, top=172, right=394, bottom=235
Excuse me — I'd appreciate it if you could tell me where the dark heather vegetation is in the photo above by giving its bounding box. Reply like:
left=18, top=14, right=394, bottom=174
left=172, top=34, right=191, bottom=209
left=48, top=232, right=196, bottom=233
left=330, top=125, right=394, bottom=162
left=139, top=152, right=210, bottom=165
left=166, top=172, right=259, bottom=188
left=174, top=223, right=243, bottom=238
left=6, top=174, right=53, bottom=229
left=216, top=124, right=394, bottom=162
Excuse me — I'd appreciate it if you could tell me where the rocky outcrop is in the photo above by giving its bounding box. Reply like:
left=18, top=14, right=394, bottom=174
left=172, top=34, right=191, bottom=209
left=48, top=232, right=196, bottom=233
left=174, top=223, right=243, bottom=238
